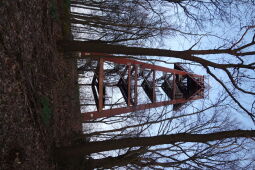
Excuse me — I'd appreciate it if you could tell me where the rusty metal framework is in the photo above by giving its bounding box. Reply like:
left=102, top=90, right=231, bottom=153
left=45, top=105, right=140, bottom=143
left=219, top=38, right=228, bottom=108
left=79, top=52, right=205, bottom=121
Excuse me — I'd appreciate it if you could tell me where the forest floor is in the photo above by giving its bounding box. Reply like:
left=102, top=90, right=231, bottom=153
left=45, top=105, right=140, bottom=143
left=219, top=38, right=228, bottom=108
left=0, top=0, right=82, bottom=169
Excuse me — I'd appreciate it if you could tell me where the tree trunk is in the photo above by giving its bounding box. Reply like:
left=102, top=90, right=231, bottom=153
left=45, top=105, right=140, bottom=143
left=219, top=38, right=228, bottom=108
left=86, top=155, right=138, bottom=169
left=54, top=130, right=255, bottom=161
left=58, top=40, right=249, bottom=69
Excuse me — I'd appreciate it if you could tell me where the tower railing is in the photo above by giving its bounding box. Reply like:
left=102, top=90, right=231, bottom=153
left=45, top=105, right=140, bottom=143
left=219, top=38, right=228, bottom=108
left=78, top=52, right=205, bottom=121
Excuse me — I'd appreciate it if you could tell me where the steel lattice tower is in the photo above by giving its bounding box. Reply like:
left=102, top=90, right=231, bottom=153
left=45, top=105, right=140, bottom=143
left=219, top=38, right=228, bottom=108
left=78, top=52, right=205, bottom=121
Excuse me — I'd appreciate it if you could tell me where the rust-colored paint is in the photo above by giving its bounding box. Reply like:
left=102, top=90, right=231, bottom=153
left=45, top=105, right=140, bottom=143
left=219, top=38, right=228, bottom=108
left=134, top=64, right=138, bottom=106
left=81, top=52, right=205, bottom=121
left=152, top=70, right=156, bottom=103
left=172, top=74, right=176, bottom=99
left=127, top=64, right=131, bottom=106
left=82, top=98, right=189, bottom=121
left=98, top=58, right=104, bottom=112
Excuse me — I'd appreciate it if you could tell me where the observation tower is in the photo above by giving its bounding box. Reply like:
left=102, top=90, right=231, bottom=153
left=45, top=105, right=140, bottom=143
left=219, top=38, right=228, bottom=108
left=78, top=52, right=205, bottom=121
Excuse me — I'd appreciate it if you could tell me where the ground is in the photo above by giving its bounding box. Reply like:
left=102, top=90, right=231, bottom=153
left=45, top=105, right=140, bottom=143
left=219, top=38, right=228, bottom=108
left=0, top=0, right=82, bottom=169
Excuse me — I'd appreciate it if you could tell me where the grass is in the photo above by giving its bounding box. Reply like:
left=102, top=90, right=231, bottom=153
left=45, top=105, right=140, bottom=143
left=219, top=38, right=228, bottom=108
left=61, top=0, right=72, bottom=39
left=50, top=0, right=58, bottom=20
left=40, top=96, right=52, bottom=126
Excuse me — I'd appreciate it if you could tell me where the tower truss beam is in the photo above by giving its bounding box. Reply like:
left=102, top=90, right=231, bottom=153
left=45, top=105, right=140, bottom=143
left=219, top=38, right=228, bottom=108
left=80, top=52, right=205, bottom=121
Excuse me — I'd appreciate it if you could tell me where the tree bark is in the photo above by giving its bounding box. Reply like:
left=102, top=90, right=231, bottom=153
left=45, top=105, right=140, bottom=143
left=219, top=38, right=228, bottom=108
left=54, top=130, right=255, bottom=160
left=86, top=153, right=140, bottom=169
left=58, top=40, right=253, bottom=69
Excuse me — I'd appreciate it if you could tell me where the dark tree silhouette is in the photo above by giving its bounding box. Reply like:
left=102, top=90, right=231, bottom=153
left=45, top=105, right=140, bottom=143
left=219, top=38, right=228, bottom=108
left=59, top=33, right=255, bottom=122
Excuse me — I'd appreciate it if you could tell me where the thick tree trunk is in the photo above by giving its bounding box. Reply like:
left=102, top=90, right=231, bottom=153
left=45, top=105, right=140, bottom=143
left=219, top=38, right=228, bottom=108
left=54, top=130, right=255, bottom=161
left=86, top=155, right=137, bottom=169
left=58, top=40, right=249, bottom=69
left=85, top=147, right=146, bottom=169
left=59, top=40, right=228, bottom=55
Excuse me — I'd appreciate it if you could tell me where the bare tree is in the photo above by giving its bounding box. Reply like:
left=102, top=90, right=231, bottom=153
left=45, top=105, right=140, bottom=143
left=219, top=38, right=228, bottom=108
left=56, top=91, right=255, bottom=169
left=59, top=29, right=255, bottom=122
left=70, top=0, right=172, bottom=45
left=67, top=1, right=255, bottom=169
left=71, top=0, right=255, bottom=45
left=55, top=129, right=255, bottom=169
